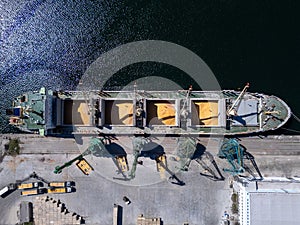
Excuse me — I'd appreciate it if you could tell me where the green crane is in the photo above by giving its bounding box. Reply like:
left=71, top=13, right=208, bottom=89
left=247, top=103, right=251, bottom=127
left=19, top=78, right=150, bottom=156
left=176, top=137, right=197, bottom=171
left=54, top=137, right=106, bottom=174
left=128, top=137, right=149, bottom=179
left=218, top=138, right=245, bottom=175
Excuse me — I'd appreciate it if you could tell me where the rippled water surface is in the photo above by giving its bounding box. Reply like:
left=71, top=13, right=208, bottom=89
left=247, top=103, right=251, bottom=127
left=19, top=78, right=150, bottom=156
left=1, top=1, right=299, bottom=133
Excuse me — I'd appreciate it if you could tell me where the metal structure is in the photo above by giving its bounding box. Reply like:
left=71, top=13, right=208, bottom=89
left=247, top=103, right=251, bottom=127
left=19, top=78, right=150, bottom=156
left=227, top=83, right=250, bottom=116
left=53, top=137, right=106, bottom=174
left=218, top=139, right=245, bottom=175
left=128, top=137, right=149, bottom=179
left=176, top=137, right=197, bottom=171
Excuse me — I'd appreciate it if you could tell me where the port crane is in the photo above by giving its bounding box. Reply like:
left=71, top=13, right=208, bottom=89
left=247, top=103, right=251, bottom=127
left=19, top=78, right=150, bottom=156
left=53, top=137, right=106, bottom=174
left=127, top=136, right=185, bottom=184
left=218, top=138, right=245, bottom=175
left=218, top=138, right=263, bottom=180
left=175, top=137, right=197, bottom=171
left=194, top=152, right=225, bottom=181
left=128, top=136, right=149, bottom=179
left=54, top=137, right=129, bottom=176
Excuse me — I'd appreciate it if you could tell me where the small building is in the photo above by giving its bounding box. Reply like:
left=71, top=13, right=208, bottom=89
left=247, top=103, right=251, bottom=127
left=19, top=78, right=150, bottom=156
left=19, top=201, right=33, bottom=224
left=236, top=178, right=300, bottom=225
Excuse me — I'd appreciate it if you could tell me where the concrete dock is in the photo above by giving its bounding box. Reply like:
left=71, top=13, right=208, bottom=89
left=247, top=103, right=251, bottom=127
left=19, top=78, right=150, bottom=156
left=1, top=134, right=298, bottom=155
left=0, top=134, right=300, bottom=225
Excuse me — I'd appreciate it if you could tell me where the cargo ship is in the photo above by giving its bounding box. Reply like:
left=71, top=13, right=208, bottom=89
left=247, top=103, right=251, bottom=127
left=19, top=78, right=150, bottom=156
left=6, top=84, right=291, bottom=136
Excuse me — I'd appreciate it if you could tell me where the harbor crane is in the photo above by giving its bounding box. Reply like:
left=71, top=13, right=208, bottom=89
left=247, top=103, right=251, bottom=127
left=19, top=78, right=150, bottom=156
left=54, top=137, right=129, bottom=176
left=53, top=137, right=106, bottom=174
left=128, top=137, right=149, bottom=179
left=218, top=138, right=263, bottom=180
left=218, top=138, right=245, bottom=175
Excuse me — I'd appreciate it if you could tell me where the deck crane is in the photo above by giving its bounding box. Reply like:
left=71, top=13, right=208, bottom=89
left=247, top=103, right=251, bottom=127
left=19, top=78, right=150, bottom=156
left=179, top=86, right=193, bottom=127
left=227, top=83, right=250, bottom=116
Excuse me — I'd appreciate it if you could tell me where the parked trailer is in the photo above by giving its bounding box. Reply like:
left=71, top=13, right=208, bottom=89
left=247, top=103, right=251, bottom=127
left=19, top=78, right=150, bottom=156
left=47, top=187, right=73, bottom=194
left=0, top=187, right=9, bottom=196
left=21, top=188, right=46, bottom=196
left=0, top=183, right=17, bottom=198
left=49, top=181, right=75, bottom=187
left=76, top=158, right=94, bottom=175
left=18, top=182, right=42, bottom=190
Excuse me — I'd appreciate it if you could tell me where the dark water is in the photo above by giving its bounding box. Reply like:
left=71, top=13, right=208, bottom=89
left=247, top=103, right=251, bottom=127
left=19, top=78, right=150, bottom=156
left=1, top=0, right=300, bottom=133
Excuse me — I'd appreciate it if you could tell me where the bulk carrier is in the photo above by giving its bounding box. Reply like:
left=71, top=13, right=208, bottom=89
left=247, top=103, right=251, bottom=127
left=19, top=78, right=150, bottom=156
left=6, top=84, right=291, bottom=136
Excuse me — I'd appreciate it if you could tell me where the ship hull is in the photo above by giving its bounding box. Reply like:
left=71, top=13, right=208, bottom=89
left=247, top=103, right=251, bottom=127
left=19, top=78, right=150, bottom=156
left=7, top=88, right=291, bottom=136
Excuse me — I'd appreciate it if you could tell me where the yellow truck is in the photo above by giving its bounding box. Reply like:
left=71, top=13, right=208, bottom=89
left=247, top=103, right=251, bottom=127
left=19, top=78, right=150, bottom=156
left=21, top=188, right=46, bottom=196
left=115, top=156, right=129, bottom=172
left=156, top=154, right=167, bottom=172
left=47, top=187, right=74, bottom=194
left=49, top=181, right=75, bottom=187
left=76, top=158, right=93, bottom=175
left=18, top=182, right=42, bottom=190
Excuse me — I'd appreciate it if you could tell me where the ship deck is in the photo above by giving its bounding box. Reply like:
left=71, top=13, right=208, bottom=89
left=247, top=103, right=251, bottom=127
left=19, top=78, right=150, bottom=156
left=8, top=88, right=291, bottom=136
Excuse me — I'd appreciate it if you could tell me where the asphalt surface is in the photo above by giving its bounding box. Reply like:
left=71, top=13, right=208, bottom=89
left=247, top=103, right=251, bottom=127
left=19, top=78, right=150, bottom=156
left=1, top=135, right=300, bottom=225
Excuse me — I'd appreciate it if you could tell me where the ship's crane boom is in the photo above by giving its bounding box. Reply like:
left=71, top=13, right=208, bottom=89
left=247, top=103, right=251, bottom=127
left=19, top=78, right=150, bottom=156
left=180, top=85, right=193, bottom=119
left=227, top=83, right=250, bottom=116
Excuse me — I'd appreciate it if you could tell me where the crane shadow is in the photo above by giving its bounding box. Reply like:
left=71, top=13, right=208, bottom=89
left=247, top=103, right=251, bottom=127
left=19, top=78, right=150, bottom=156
left=240, top=145, right=263, bottom=181
left=194, top=151, right=225, bottom=181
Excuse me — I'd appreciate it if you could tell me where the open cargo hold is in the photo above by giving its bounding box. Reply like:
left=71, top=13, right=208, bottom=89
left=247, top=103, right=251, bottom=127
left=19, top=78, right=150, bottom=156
left=7, top=85, right=291, bottom=136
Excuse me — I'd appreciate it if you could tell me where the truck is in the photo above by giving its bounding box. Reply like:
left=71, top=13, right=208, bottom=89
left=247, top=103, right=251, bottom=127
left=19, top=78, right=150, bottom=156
left=0, top=183, right=17, bottom=197
left=21, top=188, right=46, bottom=196
left=76, top=158, right=94, bottom=175
left=49, top=181, right=75, bottom=187
left=18, top=182, right=43, bottom=190
left=47, top=187, right=74, bottom=194
left=0, top=187, right=9, bottom=197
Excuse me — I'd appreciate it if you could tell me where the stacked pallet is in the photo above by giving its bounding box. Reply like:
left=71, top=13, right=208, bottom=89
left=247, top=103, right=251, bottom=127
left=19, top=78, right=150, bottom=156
left=137, top=214, right=162, bottom=225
